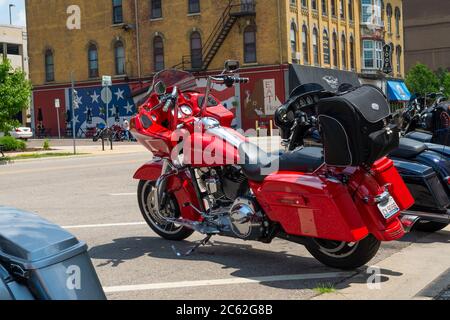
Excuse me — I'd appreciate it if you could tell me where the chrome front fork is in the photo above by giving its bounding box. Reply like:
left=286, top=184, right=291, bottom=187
left=155, top=159, right=179, bottom=213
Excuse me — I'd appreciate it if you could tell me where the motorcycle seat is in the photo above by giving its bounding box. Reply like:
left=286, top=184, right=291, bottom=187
left=239, top=143, right=324, bottom=182
left=390, top=138, right=427, bottom=159
left=405, top=131, right=433, bottom=143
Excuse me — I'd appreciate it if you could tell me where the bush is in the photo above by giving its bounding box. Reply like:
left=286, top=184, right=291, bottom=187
left=0, top=136, right=26, bottom=151
left=43, top=139, right=50, bottom=151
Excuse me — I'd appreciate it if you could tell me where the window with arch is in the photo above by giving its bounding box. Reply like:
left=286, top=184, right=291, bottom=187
left=312, top=0, right=317, bottom=10
left=114, top=40, right=125, bottom=75
left=45, top=49, right=54, bottom=82
left=396, top=45, right=402, bottom=74
left=349, top=36, right=355, bottom=70
left=244, top=26, right=257, bottom=63
left=348, top=0, right=353, bottom=21
left=341, top=34, right=347, bottom=69
left=386, top=4, right=393, bottom=33
left=322, top=0, right=327, bottom=15
left=302, top=25, right=309, bottom=64
left=188, top=0, right=200, bottom=14
left=88, top=43, right=99, bottom=78
left=395, top=7, right=401, bottom=37
left=190, top=31, right=203, bottom=68
left=331, top=0, right=336, bottom=16
left=151, top=0, right=162, bottom=19
left=112, top=0, right=123, bottom=24
left=323, top=29, right=330, bottom=64
left=313, top=28, right=319, bottom=65
left=153, top=36, right=164, bottom=72
left=290, top=22, right=298, bottom=59
left=332, top=32, right=338, bottom=67
left=339, top=0, right=345, bottom=19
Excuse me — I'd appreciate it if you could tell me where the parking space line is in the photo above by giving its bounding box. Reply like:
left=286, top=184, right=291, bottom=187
left=109, top=193, right=137, bottom=196
left=63, top=222, right=146, bottom=229
left=103, top=272, right=355, bottom=294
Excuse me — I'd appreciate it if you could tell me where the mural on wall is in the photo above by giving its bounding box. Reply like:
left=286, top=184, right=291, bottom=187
left=67, top=84, right=137, bottom=137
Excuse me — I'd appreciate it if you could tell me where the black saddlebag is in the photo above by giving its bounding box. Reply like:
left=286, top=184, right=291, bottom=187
left=317, top=85, right=399, bottom=166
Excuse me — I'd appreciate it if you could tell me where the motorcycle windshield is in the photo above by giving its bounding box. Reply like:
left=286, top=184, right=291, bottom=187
left=152, top=69, right=197, bottom=93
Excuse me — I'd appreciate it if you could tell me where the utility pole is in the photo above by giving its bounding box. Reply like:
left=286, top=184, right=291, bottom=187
left=71, top=73, right=77, bottom=155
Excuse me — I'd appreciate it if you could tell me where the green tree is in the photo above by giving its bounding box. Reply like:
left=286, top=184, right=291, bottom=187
left=441, top=72, right=450, bottom=98
left=405, top=63, right=440, bottom=96
left=0, top=59, right=32, bottom=133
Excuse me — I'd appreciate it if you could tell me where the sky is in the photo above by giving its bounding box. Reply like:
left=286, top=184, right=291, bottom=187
left=0, top=0, right=26, bottom=26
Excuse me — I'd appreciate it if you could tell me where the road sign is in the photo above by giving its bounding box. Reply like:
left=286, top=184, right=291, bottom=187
left=102, top=75, right=112, bottom=87
left=54, top=99, right=61, bottom=109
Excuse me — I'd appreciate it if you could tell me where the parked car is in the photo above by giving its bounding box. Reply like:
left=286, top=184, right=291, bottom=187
left=9, top=127, right=33, bottom=140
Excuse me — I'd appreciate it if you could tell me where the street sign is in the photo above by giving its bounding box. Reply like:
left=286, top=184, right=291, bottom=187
left=383, top=44, right=393, bottom=74
left=102, top=75, right=112, bottom=87
left=54, top=99, right=61, bottom=109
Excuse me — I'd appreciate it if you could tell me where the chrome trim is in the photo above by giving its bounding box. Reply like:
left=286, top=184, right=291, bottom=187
left=400, top=215, right=420, bottom=233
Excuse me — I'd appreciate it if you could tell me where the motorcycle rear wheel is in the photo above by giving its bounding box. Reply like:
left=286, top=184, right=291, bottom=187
left=414, top=220, right=449, bottom=233
left=138, top=180, right=194, bottom=241
left=305, top=235, right=381, bottom=270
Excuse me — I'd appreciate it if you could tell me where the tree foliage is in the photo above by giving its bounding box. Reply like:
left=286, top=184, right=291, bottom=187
left=0, top=59, right=32, bottom=133
left=405, top=63, right=440, bottom=96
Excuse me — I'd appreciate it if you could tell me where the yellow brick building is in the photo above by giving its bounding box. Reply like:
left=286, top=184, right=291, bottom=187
left=25, top=0, right=406, bottom=134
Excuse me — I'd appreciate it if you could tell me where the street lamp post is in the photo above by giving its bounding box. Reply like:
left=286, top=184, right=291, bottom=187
left=9, top=4, right=15, bottom=25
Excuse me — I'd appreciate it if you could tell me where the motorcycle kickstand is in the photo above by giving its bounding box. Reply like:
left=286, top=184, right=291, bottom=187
left=172, top=235, right=213, bottom=257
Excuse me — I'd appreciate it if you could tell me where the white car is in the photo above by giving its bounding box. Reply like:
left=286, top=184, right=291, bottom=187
left=10, top=127, right=33, bottom=140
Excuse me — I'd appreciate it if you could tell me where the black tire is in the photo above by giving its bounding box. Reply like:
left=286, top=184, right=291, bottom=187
left=305, top=235, right=381, bottom=270
left=138, top=180, right=194, bottom=241
left=414, top=220, right=449, bottom=233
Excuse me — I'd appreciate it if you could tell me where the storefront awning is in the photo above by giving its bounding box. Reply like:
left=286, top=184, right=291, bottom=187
left=387, top=80, right=411, bottom=102
left=289, top=64, right=361, bottom=94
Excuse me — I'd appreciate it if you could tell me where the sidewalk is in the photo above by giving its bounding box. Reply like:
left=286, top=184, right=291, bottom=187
left=313, top=226, right=450, bottom=300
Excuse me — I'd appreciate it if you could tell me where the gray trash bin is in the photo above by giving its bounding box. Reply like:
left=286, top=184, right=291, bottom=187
left=0, top=206, right=106, bottom=300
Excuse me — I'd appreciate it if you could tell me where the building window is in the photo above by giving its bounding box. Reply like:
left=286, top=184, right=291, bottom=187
left=323, top=29, right=330, bottom=64
left=313, top=28, right=319, bottom=65
left=7, top=44, right=20, bottom=55
left=88, top=43, right=99, bottom=78
left=341, top=34, right=347, bottom=69
left=188, top=0, right=200, bottom=14
left=395, top=7, right=401, bottom=37
left=45, top=49, right=54, bottom=82
left=244, top=26, right=257, bottom=63
left=386, top=4, right=392, bottom=33
left=339, top=0, right=345, bottom=19
left=190, top=31, right=203, bottom=68
left=153, top=36, right=164, bottom=72
left=349, top=36, right=355, bottom=70
left=301, top=0, right=307, bottom=8
left=331, top=0, right=336, bottom=16
left=151, top=0, right=162, bottom=19
left=361, top=0, right=382, bottom=25
left=363, top=39, right=383, bottom=70
left=290, top=0, right=297, bottom=7
left=332, top=32, right=337, bottom=67
left=322, top=0, right=327, bottom=15
left=290, top=23, right=298, bottom=59
left=302, top=25, right=309, bottom=64
left=312, top=0, right=317, bottom=10
left=396, top=45, right=402, bottom=74
left=348, top=0, right=353, bottom=20
left=112, top=0, right=123, bottom=24
left=114, top=40, right=125, bottom=75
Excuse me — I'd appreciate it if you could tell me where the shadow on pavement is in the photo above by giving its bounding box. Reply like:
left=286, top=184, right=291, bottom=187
left=88, top=236, right=402, bottom=291
left=398, top=229, right=450, bottom=245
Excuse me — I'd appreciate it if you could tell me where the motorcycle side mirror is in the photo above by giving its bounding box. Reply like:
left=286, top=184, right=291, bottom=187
left=154, top=81, right=166, bottom=95
left=224, top=60, right=240, bottom=73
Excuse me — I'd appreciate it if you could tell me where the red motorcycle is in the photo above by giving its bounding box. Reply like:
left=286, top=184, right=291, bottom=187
left=131, top=61, right=414, bottom=269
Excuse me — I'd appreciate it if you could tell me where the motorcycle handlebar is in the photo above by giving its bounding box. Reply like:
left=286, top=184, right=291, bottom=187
left=210, top=76, right=249, bottom=86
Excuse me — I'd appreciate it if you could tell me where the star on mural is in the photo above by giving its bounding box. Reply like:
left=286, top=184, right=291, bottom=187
left=72, top=115, right=80, bottom=125
left=124, top=102, right=134, bottom=114
left=90, top=91, right=100, bottom=103
left=115, top=88, right=125, bottom=101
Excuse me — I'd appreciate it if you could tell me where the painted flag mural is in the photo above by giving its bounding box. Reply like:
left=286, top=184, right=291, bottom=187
left=67, top=84, right=137, bottom=137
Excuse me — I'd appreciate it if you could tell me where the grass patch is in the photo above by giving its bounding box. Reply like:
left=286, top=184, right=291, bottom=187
left=4, top=152, right=88, bottom=161
left=313, top=283, right=336, bottom=294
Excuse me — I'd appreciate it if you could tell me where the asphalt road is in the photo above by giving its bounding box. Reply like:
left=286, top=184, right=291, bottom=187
left=0, top=152, right=446, bottom=300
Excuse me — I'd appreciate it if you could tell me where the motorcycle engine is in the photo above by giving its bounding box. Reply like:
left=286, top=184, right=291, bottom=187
left=228, top=197, right=265, bottom=240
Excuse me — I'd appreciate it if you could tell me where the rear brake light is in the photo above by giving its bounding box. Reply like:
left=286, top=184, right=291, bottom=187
left=15, top=129, right=21, bottom=132
left=446, top=177, right=450, bottom=185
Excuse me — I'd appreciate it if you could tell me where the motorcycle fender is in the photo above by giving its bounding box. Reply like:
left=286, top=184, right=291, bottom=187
left=414, top=151, right=450, bottom=180
left=133, top=159, right=163, bottom=181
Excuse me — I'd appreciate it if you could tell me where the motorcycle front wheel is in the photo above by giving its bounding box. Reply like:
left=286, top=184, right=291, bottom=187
left=305, top=235, right=381, bottom=270
left=138, top=180, right=194, bottom=241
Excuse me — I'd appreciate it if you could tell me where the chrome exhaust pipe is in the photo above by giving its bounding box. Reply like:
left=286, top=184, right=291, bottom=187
left=401, top=210, right=450, bottom=227
left=400, top=214, right=420, bottom=233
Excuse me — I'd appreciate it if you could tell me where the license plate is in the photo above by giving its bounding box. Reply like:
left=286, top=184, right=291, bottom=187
left=377, top=197, right=400, bottom=220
